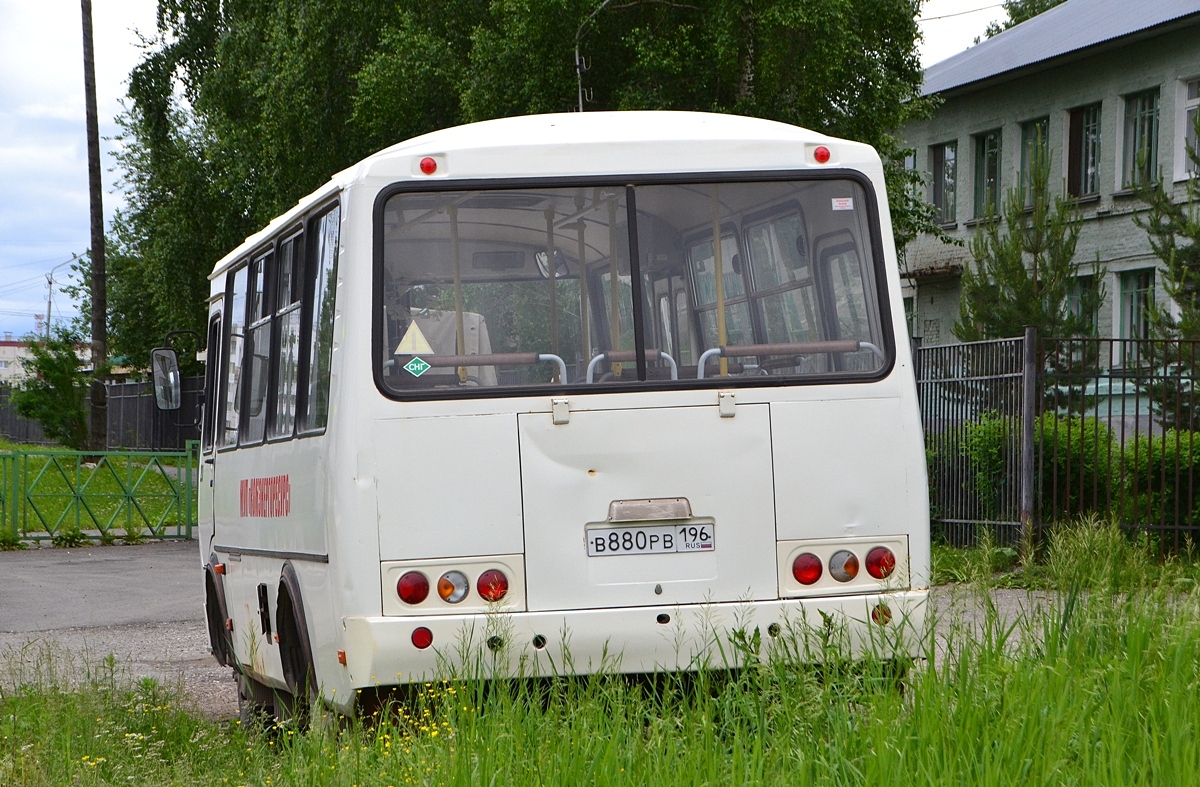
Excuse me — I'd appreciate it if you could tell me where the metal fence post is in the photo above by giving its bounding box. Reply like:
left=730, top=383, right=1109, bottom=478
left=1019, top=326, right=1037, bottom=545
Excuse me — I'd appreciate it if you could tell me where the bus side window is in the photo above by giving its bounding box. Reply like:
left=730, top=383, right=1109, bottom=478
left=241, top=250, right=274, bottom=444
left=813, top=230, right=877, bottom=372
left=202, top=314, right=222, bottom=453
left=299, top=204, right=340, bottom=433
left=220, top=264, right=248, bottom=449
left=270, top=232, right=304, bottom=439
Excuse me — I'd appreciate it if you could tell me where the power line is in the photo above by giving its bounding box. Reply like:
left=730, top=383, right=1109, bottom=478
left=920, top=3, right=1003, bottom=22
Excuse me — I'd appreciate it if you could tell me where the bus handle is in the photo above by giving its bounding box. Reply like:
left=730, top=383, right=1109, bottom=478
left=393, top=352, right=568, bottom=384
left=696, top=341, right=885, bottom=378
left=585, top=349, right=679, bottom=383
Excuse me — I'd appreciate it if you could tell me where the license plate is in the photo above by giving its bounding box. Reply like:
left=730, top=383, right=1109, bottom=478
left=587, top=523, right=715, bottom=556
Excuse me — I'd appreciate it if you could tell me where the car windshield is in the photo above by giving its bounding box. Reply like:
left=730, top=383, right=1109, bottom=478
left=376, top=178, right=887, bottom=397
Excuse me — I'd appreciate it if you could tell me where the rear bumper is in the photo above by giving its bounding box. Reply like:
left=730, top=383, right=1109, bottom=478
left=340, top=590, right=928, bottom=689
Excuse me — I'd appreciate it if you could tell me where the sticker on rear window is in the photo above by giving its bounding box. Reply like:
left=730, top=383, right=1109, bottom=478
left=832, top=198, right=854, bottom=211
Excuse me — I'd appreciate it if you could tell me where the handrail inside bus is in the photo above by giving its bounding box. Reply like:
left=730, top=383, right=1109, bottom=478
left=696, top=341, right=885, bottom=379
left=585, top=349, right=679, bottom=383
left=388, top=352, right=568, bottom=384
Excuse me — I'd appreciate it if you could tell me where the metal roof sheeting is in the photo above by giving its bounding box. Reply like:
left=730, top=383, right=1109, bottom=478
left=923, top=0, right=1200, bottom=96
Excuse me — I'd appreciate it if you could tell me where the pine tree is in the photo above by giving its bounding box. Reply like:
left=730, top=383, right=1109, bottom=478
left=955, top=146, right=1104, bottom=342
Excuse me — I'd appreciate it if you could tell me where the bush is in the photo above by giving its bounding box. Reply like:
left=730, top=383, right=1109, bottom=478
left=1035, top=412, right=1118, bottom=521
left=1119, top=429, right=1200, bottom=527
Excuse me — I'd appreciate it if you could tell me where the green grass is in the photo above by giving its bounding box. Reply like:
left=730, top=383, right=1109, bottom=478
left=5, top=577, right=1200, bottom=785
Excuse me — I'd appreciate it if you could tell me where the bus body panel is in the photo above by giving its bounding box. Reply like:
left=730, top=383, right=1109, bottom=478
left=771, top=397, right=912, bottom=541
left=518, top=404, right=776, bottom=611
left=374, top=414, right=524, bottom=560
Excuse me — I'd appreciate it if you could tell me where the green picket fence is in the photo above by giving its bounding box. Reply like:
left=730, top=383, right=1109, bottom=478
left=0, top=442, right=198, bottom=544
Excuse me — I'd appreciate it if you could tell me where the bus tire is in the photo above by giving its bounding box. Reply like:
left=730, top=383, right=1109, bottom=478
left=276, top=562, right=318, bottom=725
left=236, top=671, right=284, bottom=729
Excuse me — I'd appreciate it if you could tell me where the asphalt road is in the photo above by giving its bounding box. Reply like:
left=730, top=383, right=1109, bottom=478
left=0, top=540, right=239, bottom=719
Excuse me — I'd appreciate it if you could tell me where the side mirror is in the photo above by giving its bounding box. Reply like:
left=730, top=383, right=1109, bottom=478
left=150, top=348, right=182, bottom=411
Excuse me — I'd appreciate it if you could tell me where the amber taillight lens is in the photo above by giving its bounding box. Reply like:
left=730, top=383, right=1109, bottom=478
left=438, top=571, right=470, bottom=603
left=829, top=550, right=859, bottom=583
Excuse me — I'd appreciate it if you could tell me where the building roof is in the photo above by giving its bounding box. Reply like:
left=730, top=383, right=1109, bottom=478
left=923, top=0, right=1200, bottom=96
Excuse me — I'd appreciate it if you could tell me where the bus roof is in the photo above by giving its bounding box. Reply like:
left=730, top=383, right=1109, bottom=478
left=210, top=111, right=881, bottom=279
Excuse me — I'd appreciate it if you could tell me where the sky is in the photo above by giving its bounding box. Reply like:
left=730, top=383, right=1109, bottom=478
left=0, top=0, right=1007, bottom=341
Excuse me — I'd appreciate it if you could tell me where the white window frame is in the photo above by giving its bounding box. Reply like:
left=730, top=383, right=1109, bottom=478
left=1122, top=88, right=1160, bottom=189
left=1176, top=76, right=1200, bottom=182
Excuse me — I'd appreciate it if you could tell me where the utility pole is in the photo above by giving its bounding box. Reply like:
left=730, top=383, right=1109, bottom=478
left=81, top=0, right=107, bottom=451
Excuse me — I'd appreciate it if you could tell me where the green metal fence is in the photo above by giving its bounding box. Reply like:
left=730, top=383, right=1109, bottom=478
left=0, top=441, right=198, bottom=544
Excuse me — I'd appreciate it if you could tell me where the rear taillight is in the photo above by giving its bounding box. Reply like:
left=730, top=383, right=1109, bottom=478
left=438, top=571, right=470, bottom=603
left=865, top=547, right=896, bottom=579
left=829, top=550, right=859, bottom=583
left=397, top=571, right=430, bottom=605
left=792, top=553, right=823, bottom=585
left=477, top=569, right=509, bottom=602
left=412, top=627, right=434, bottom=649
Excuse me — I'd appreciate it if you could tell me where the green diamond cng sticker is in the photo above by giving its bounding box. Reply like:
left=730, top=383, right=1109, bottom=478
left=403, top=357, right=432, bottom=377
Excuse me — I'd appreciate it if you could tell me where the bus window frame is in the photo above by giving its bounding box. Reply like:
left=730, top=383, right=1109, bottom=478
left=266, top=224, right=306, bottom=444
left=295, top=200, right=342, bottom=438
left=213, top=198, right=340, bottom=452
left=202, top=311, right=222, bottom=454
left=371, top=169, right=896, bottom=402
left=217, top=260, right=249, bottom=453
left=239, top=246, right=276, bottom=447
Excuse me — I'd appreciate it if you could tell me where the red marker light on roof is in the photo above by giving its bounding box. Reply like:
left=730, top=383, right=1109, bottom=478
left=419, top=156, right=438, bottom=174
left=813, top=146, right=831, bottom=164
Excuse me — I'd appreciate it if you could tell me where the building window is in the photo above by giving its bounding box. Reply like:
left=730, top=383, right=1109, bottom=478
left=1068, top=103, right=1101, bottom=197
left=929, top=141, right=957, bottom=224
left=1119, top=269, right=1154, bottom=341
left=1067, top=275, right=1099, bottom=334
left=1123, top=89, right=1160, bottom=188
left=974, top=129, right=1002, bottom=217
left=0, top=360, right=8, bottom=369
left=1185, top=78, right=1199, bottom=175
left=1020, top=117, right=1049, bottom=205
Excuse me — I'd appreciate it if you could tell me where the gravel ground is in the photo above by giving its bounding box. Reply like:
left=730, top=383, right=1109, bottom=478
left=0, top=540, right=239, bottom=720
left=0, top=541, right=1058, bottom=721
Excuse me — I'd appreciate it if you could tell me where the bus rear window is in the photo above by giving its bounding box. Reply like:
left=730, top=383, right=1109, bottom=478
left=376, top=178, right=887, bottom=396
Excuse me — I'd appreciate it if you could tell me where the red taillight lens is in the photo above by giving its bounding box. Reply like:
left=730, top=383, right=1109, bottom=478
left=813, top=145, right=831, bottom=163
left=412, top=627, right=433, bottom=649
left=397, top=571, right=430, bottom=605
left=792, top=553, right=823, bottom=585
left=871, top=604, right=892, bottom=625
left=477, top=569, right=509, bottom=602
left=865, top=547, right=896, bottom=579
left=438, top=571, right=470, bottom=603
left=829, top=550, right=859, bottom=583
left=419, top=156, right=437, bottom=174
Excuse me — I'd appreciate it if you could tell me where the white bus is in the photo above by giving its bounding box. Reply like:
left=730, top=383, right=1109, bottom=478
left=155, top=111, right=930, bottom=718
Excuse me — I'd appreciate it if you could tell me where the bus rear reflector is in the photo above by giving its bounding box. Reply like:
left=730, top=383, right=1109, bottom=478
left=865, top=546, right=896, bottom=579
left=412, top=627, right=433, bottom=649
left=477, top=569, right=509, bottom=602
left=791, top=553, right=823, bottom=585
left=397, top=571, right=430, bottom=605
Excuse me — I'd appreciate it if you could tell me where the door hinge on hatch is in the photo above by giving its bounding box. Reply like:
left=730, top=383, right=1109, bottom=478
left=718, top=391, right=736, bottom=417
left=552, top=398, right=570, bottom=425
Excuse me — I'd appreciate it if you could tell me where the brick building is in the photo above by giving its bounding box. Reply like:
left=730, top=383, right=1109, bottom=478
left=902, top=0, right=1200, bottom=345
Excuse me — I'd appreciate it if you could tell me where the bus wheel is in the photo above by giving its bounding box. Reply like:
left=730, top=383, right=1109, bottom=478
left=236, top=671, right=284, bottom=729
